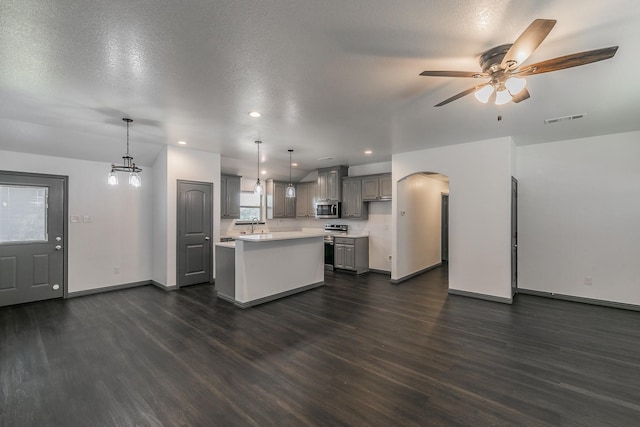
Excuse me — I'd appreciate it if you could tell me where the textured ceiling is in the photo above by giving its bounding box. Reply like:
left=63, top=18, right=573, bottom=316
left=1, top=0, right=639, bottom=181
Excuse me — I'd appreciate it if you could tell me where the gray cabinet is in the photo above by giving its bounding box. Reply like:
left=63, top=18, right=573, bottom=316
left=317, top=166, right=348, bottom=202
left=296, top=181, right=317, bottom=218
left=362, top=174, right=392, bottom=201
left=334, top=236, right=368, bottom=274
left=266, top=179, right=296, bottom=219
left=221, top=175, right=241, bottom=219
left=342, top=177, right=368, bottom=220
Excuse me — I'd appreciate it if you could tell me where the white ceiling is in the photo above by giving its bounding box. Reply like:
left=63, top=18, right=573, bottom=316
left=1, top=1, right=639, bottom=181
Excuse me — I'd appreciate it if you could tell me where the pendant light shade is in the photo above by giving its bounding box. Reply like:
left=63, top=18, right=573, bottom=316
left=286, top=149, right=296, bottom=198
left=254, top=141, right=263, bottom=195
left=108, top=118, right=142, bottom=187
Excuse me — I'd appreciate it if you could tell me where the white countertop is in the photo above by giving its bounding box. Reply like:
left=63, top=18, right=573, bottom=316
left=215, top=241, right=236, bottom=248
left=235, top=231, right=325, bottom=242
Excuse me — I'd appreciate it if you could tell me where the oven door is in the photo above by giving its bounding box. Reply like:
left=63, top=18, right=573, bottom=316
left=324, top=240, right=335, bottom=270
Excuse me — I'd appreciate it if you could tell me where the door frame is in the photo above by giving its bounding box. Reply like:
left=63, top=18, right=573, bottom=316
left=511, top=176, right=518, bottom=297
left=0, top=170, right=69, bottom=299
left=176, top=179, right=213, bottom=287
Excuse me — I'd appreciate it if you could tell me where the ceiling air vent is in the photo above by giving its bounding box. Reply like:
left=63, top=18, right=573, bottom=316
left=544, top=114, right=586, bottom=125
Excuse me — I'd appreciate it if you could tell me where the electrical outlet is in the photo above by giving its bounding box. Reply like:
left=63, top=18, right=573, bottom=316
left=584, top=277, right=592, bottom=286
left=114, top=267, right=120, bottom=275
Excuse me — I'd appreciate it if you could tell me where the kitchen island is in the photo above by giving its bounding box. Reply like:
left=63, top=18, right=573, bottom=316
left=215, top=231, right=325, bottom=308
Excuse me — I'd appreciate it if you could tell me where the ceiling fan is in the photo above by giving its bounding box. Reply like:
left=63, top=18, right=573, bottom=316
left=420, top=19, right=618, bottom=107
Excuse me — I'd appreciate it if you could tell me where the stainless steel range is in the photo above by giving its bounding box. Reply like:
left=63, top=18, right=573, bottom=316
left=324, top=224, right=348, bottom=270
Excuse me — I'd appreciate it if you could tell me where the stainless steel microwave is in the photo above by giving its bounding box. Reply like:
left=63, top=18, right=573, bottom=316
left=316, top=201, right=341, bottom=219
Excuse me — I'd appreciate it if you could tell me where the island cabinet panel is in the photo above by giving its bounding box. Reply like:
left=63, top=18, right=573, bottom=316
left=342, top=177, right=367, bottom=220
left=296, top=182, right=317, bottom=218
left=334, top=236, right=368, bottom=274
left=221, top=175, right=241, bottom=218
left=266, top=180, right=295, bottom=219
left=362, top=174, right=392, bottom=201
left=317, top=166, right=348, bottom=202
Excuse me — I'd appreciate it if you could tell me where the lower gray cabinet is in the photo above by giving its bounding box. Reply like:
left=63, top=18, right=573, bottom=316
left=334, top=236, right=368, bottom=274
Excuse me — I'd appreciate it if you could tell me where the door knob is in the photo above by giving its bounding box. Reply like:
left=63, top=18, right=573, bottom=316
left=55, top=245, right=62, bottom=250
left=205, top=237, right=210, bottom=241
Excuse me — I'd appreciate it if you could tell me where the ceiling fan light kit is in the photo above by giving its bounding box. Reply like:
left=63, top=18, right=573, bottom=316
left=421, top=19, right=618, bottom=107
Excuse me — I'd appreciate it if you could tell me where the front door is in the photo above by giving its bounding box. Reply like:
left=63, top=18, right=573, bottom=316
left=0, top=172, right=67, bottom=307
left=177, top=180, right=213, bottom=287
left=511, top=177, right=518, bottom=296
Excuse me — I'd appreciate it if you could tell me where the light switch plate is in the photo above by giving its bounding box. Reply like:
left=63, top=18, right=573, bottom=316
left=70, top=215, right=80, bottom=223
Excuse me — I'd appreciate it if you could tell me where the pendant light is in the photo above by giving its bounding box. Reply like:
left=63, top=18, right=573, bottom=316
left=108, top=118, right=142, bottom=187
left=286, top=149, right=296, bottom=198
left=254, top=140, right=263, bottom=195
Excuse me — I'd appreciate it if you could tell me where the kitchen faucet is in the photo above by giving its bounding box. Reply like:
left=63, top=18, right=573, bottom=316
left=250, top=217, right=258, bottom=234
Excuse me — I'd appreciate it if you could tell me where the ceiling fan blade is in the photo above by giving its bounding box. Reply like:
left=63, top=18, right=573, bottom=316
left=501, top=19, right=557, bottom=69
left=516, top=46, right=619, bottom=76
left=420, top=70, right=487, bottom=78
left=511, top=88, right=531, bottom=103
left=434, top=83, right=488, bottom=107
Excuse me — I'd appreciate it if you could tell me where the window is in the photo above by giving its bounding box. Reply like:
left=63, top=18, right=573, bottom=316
left=239, top=191, right=261, bottom=221
left=0, top=185, right=48, bottom=243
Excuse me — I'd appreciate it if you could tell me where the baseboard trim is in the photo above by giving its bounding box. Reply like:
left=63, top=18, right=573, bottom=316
left=150, top=280, right=179, bottom=291
left=518, top=288, right=640, bottom=312
left=369, top=269, right=391, bottom=276
left=67, top=280, right=151, bottom=298
left=390, top=263, right=441, bottom=284
left=231, top=281, right=324, bottom=309
left=448, top=289, right=513, bottom=304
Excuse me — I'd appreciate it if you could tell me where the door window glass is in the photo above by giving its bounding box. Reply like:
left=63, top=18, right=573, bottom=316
left=0, top=185, right=48, bottom=243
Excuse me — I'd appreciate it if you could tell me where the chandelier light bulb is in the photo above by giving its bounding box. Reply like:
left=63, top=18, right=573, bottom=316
left=107, top=170, right=118, bottom=186
left=129, top=172, right=142, bottom=188
left=474, top=84, right=495, bottom=103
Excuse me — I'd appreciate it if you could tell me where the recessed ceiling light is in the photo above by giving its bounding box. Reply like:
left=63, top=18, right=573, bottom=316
left=291, top=162, right=298, bottom=167
left=178, top=141, right=187, bottom=145
left=261, top=170, right=267, bottom=175
left=364, top=150, right=372, bottom=155
left=249, top=111, right=261, bottom=118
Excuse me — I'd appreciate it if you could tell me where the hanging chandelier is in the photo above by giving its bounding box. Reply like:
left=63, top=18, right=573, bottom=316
left=286, top=149, right=296, bottom=198
left=108, top=118, right=142, bottom=187
left=254, top=140, right=263, bottom=195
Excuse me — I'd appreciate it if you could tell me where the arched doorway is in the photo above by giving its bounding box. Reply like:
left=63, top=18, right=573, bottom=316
left=392, top=172, right=449, bottom=284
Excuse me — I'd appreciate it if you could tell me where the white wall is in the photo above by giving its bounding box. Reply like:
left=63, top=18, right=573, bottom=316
left=153, top=146, right=221, bottom=287
left=396, top=174, right=448, bottom=277
left=393, top=137, right=514, bottom=301
left=151, top=148, right=168, bottom=285
left=0, top=150, right=153, bottom=293
left=517, top=131, right=640, bottom=305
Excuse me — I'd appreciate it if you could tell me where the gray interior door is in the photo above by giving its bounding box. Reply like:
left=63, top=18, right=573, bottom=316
left=0, top=172, right=66, bottom=307
left=511, top=177, right=518, bottom=296
left=441, top=194, right=449, bottom=262
left=177, top=180, right=212, bottom=287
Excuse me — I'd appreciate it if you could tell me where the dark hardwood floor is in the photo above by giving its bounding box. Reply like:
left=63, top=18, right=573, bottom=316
left=1, top=267, right=639, bottom=426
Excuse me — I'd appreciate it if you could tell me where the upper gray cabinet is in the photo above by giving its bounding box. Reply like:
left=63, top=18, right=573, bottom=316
left=221, top=175, right=241, bottom=218
left=317, top=166, right=348, bottom=202
left=296, top=182, right=317, bottom=218
left=362, top=174, right=392, bottom=201
left=266, top=179, right=296, bottom=219
left=342, top=177, right=367, bottom=220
